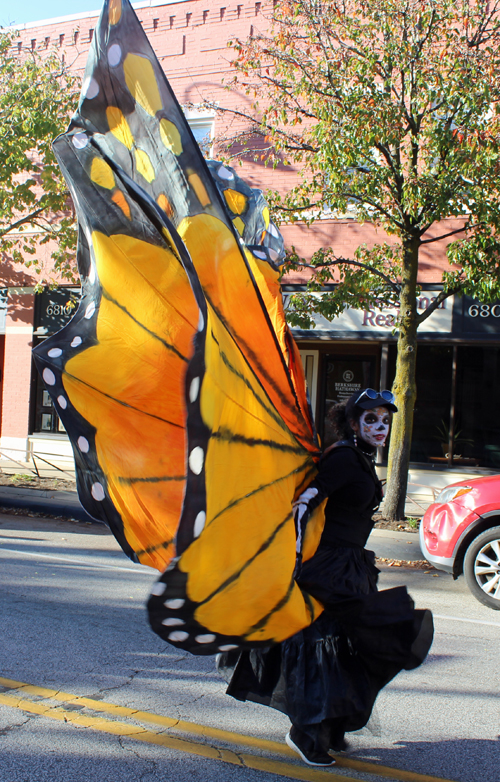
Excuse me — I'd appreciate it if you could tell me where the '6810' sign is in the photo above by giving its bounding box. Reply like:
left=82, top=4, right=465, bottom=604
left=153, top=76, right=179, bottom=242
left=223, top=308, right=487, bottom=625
left=468, top=302, right=500, bottom=318
left=35, top=288, right=81, bottom=335
left=461, top=296, right=500, bottom=334
left=45, top=300, right=74, bottom=317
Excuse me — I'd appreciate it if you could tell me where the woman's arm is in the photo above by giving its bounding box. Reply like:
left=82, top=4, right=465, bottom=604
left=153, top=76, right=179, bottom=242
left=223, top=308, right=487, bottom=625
left=293, top=447, right=357, bottom=559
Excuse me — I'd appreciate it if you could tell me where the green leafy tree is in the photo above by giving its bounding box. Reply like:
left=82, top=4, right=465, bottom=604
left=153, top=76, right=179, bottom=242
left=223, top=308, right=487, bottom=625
left=213, top=0, right=500, bottom=519
left=0, top=30, right=79, bottom=284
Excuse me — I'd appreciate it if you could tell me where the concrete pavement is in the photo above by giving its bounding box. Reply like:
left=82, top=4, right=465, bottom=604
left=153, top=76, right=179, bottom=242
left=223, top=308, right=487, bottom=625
left=0, top=484, right=94, bottom=523
left=367, top=528, right=424, bottom=562
left=0, top=484, right=426, bottom=561
left=1, top=513, right=499, bottom=782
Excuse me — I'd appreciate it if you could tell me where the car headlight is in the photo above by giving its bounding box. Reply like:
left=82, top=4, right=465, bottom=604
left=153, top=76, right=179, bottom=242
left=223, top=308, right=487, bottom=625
left=434, top=486, right=472, bottom=504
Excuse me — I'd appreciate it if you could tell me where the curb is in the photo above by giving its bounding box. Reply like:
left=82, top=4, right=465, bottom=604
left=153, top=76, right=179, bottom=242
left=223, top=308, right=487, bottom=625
left=0, top=489, right=97, bottom=524
left=0, top=489, right=425, bottom=559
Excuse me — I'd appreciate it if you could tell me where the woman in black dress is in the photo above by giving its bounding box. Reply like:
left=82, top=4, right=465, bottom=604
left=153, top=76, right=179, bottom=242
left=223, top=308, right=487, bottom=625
left=218, top=388, right=433, bottom=767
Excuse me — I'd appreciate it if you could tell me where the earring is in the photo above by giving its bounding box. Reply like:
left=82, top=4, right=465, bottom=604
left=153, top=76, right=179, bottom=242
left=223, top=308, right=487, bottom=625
left=353, top=432, right=358, bottom=447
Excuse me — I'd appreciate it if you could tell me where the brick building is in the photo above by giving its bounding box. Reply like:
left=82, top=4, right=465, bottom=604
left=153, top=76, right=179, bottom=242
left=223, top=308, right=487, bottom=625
left=3, top=0, right=500, bottom=491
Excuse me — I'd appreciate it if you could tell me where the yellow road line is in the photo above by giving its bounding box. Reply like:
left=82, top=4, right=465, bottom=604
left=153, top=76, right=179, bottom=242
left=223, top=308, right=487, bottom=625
left=0, top=676, right=456, bottom=782
left=0, top=691, right=363, bottom=782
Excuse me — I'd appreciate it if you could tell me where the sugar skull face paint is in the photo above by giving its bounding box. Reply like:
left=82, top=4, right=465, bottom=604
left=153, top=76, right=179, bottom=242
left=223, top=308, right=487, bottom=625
left=358, top=406, right=392, bottom=447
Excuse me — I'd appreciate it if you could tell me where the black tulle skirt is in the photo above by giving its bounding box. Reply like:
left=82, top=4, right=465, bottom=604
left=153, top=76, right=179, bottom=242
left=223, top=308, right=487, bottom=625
left=219, top=542, right=433, bottom=737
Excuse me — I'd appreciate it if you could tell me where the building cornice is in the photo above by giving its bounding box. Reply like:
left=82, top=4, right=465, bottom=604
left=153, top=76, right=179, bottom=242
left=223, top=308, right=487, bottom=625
left=9, top=0, right=192, bottom=31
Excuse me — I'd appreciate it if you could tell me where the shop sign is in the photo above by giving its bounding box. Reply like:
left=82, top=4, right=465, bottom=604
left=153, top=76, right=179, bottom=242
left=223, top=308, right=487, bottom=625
left=325, top=359, right=376, bottom=405
left=285, top=291, right=453, bottom=334
left=454, top=295, right=500, bottom=335
left=34, top=288, right=81, bottom=335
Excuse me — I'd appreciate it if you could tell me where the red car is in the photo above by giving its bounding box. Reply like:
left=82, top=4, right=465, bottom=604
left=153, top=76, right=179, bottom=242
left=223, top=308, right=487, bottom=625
left=420, top=475, right=500, bottom=609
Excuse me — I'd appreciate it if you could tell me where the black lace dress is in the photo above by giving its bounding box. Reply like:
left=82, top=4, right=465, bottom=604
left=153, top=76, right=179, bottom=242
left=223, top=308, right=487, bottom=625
left=218, top=439, right=433, bottom=753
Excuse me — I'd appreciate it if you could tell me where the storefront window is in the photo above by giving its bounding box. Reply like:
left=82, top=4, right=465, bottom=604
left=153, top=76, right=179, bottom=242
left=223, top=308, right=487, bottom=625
left=387, top=344, right=500, bottom=468
left=32, top=358, right=66, bottom=434
left=455, top=346, right=500, bottom=468
left=387, top=345, right=453, bottom=464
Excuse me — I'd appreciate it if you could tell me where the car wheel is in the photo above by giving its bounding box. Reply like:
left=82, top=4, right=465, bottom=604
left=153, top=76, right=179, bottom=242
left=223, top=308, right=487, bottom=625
left=464, top=526, right=500, bottom=610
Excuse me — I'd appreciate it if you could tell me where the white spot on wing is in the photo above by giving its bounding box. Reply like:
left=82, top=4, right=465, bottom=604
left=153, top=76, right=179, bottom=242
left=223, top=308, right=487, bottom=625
left=77, top=436, right=89, bottom=453
left=168, top=630, right=189, bottom=642
left=189, top=447, right=204, bottom=475
left=164, top=599, right=185, bottom=610
left=162, top=617, right=185, bottom=626
left=197, top=311, right=204, bottom=332
left=189, top=377, right=200, bottom=403
left=72, top=132, right=88, bottom=149
left=150, top=582, right=167, bottom=597
left=48, top=348, right=62, bottom=358
left=107, top=43, right=122, bottom=67
left=91, top=482, right=105, bottom=501
left=83, top=76, right=99, bottom=99
left=43, top=369, right=56, bottom=386
left=218, top=644, right=238, bottom=651
left=57, top=395, right=67, bottom=410
left=218, top=166, right=234, bottom=180
left=195, top=634, right=216, bottom=644
left=85, top=302, right=96, bottom=319
left=193, top=511, right=206, bottom=538
left=71, top=337, right=82, bottom=348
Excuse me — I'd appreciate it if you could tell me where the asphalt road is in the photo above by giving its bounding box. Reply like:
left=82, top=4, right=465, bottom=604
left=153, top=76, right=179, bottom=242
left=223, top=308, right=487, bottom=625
left=0, top=512, right=499, bottom=782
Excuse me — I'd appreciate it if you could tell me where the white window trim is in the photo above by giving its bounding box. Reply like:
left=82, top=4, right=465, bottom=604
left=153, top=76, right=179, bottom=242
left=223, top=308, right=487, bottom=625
left=299, top=349, right=319, bottom=419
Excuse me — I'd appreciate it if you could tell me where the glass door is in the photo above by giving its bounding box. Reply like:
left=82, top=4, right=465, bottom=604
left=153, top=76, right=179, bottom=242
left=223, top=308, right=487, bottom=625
left=320, top=354, right=376, bottom=446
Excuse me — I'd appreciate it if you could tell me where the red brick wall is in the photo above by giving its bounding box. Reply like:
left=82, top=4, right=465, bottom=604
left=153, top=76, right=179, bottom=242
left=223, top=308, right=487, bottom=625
left=281, top=217, right=464, bottom=283
left=1, top=292, right=35, bottom=441
left=12, top=0, right=456, bottom=285
left=0, top=1, right=468, bottom=445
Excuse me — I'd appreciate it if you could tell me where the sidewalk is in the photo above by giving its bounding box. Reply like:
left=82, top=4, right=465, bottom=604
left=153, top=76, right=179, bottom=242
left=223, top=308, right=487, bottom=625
left=0, top=458, right=436, bottom=517
left=368, top=527, right=424, bottom=561
left=0, top=484, right=427, bottom=561
left=0, top=485, right=94, bottom=523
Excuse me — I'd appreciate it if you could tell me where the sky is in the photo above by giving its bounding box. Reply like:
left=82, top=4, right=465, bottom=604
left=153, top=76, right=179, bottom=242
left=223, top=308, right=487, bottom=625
left=0, top=1, right=102, bottom=27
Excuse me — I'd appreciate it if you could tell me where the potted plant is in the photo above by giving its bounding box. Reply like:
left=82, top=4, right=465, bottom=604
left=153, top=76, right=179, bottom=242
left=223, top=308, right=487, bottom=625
left=434, top=420, right=474, bottom=458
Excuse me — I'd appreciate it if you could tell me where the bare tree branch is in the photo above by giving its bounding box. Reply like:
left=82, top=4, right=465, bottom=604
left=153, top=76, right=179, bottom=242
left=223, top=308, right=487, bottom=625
left=292, top=257, right=401, bottom=295
left=416, top=286, right=460, bottom=325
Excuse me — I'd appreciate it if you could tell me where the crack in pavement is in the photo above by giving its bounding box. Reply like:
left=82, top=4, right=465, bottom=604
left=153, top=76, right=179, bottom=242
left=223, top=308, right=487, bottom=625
left=88, top=669, right=140, bottom=703
left=161, top=650, right=189, bottom=664
left=118, top=733, right=159, bottom=780
left=0, top=712, right=34, bottom=736
left=171, top=691, right=206, bottom=711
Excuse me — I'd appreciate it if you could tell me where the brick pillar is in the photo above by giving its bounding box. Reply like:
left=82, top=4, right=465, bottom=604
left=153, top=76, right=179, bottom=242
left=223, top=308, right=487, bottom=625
left=0, top=288, right=35, bottom=460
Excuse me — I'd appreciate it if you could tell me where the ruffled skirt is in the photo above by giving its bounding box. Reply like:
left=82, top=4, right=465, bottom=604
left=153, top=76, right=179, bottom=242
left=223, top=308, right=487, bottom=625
left=219, top=543, right=433, bottom=741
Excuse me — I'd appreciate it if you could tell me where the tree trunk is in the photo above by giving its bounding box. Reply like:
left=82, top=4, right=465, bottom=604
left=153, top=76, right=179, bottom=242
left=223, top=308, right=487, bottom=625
left=383, top=238, right=419, bottom=521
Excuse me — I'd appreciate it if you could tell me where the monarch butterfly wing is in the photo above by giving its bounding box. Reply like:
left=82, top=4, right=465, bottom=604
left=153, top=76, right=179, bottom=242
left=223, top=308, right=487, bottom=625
left=34, top=0, right=327, bottom=647
left=66, top=0, right=317, bottom=456
left=33, top=132, right=199, bottom=571
left=147, top=215, right=326, bottom=655
left=205, top=160, right=316, bottom=448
